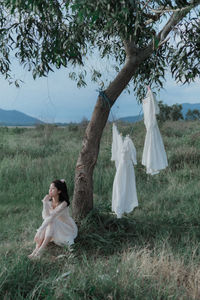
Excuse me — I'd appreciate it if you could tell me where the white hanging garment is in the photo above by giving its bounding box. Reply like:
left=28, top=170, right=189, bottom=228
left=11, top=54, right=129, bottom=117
left=142, top=89, right=168, bottom=175
left=112, top=135, right=138, bottom=218
left=111, top=123, right=123, bottom=169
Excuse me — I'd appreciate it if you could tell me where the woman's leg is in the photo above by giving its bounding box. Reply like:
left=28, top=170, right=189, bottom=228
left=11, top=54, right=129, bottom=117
left=28, top=238, right=44, bottom=258
left=34, top=236, right=52, bottom=256
left=34, top=224, right=54, bottom=257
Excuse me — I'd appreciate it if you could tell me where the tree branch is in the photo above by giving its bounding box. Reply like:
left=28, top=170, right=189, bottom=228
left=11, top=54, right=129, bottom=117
left=157, top=1, right=200, bottom=43
left=148, top=0, right=200, bottom=14
left=144, top=12, right=163, bottom=25
left=145, top=0, right=200, bottom=25
left=151, top=5, right=194, bottom=14
left=138, top=0, right=200, bottom=61
left=124, top=40, right=139, bottom=61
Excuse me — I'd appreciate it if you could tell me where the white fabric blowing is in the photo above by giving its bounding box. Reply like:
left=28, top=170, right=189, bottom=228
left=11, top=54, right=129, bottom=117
left=112, top=133, right=138, bottom=218
left=142, top=89, right=168, bottom=175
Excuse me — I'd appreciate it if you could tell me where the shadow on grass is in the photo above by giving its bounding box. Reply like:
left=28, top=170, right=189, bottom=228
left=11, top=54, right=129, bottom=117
left=1, top=208, right=199, bottom=299
left=73, top=208, right=200, bottom=258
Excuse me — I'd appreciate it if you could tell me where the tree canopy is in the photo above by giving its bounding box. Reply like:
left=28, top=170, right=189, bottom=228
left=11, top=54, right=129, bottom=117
left=0, top=0, right=200, bottom=99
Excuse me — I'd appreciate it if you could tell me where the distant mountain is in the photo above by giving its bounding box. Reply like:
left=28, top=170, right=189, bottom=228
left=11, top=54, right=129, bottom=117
left=118, top=103, right=200, bottom=123
left=0, top=108, right=44, bottom=126
left=118, top=114, right=143, bottom=123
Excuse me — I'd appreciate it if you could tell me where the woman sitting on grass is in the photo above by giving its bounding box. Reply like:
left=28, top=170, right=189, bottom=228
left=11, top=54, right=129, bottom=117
left=28, top=179, right=78, bottom=258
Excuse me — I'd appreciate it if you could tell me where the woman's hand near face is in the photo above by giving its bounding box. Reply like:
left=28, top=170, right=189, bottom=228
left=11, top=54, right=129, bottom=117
left=43, top=194, right=51, bottom=202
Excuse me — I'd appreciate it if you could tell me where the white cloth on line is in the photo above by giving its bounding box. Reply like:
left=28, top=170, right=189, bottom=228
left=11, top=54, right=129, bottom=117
left=111, top=123, right=123, bottom=169
left=112, top=134, right=138, bottom=218
left=142, top=89, right=168, bottom=175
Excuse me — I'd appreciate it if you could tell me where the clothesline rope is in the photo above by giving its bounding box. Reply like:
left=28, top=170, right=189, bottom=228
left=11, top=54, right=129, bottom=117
left=96, top=89, right=144, bottom=136
left=97, top=89, right=113, bottom=107
left=129, top=105, right=143, bottom=137
left=97, top=89, right=115, bottom=122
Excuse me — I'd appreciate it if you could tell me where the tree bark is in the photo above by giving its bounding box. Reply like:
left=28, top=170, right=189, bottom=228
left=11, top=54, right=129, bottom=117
left=72, top=46, right=142, bottom=219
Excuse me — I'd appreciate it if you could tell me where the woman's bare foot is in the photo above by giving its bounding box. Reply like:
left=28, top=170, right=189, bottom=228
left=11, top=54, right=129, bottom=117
left=28, top=248, right=40, bottom=259
left=28, top=247, right=45, bottom=259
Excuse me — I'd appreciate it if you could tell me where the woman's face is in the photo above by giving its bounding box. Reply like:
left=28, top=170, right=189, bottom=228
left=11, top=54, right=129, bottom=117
left=49, top=183, right=60, bottom=198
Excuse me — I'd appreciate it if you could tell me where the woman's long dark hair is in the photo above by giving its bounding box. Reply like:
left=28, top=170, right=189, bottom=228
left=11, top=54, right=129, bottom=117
left=52, top=179, right=70, bottom=206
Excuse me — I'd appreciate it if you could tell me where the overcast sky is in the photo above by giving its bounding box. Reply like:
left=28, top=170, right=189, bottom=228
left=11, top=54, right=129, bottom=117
left=1, top=4, right=199, bottom=124
left=0, top=61, right=199, bottom=123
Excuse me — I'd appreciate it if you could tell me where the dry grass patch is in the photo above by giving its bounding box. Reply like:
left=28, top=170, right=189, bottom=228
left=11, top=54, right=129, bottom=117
left=169, top=146, right=200, bottom=169
left=122, top=247, right=200, bottom=299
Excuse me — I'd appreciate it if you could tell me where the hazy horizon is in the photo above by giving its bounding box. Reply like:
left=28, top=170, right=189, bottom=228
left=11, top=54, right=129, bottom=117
left=0, top=61, right=199, bottom=123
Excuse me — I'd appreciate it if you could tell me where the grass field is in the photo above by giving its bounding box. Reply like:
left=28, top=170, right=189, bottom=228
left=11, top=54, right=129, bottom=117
left=0, top=120, right=200, bottom=299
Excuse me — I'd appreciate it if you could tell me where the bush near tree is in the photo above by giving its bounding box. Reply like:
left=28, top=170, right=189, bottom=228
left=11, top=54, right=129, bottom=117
left=157, top=101, right=183, bottom=122
left=185, top=109, right=200, bottom=120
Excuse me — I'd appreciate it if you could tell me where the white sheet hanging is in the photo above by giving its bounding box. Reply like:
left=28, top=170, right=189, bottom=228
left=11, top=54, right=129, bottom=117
left=112, top=135, right=138, bottom=218
left=111, top=123, right=123, bottom=169
left=142, top=89, right=168, bottom=175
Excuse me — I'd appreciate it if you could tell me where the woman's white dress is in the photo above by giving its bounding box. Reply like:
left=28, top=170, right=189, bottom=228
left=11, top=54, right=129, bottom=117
left=112, top=135, right=138, bottom=218
left=36, top=199, right=78, bottom=246
left=142, top=89, right=168, bottom=175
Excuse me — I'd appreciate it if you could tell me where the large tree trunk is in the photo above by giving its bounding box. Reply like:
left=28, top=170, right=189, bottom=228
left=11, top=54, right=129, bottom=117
left=72, top=46, right=144, bottom=219
left=72, top=38, right=160, bottom=219
left=71, top=40, right=158, bottom=218
left=72, top=42, right=157, bottom=219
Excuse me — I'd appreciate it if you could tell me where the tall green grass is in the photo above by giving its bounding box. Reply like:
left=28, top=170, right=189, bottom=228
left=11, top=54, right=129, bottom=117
left=0, top=121, right=200, bottom=299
